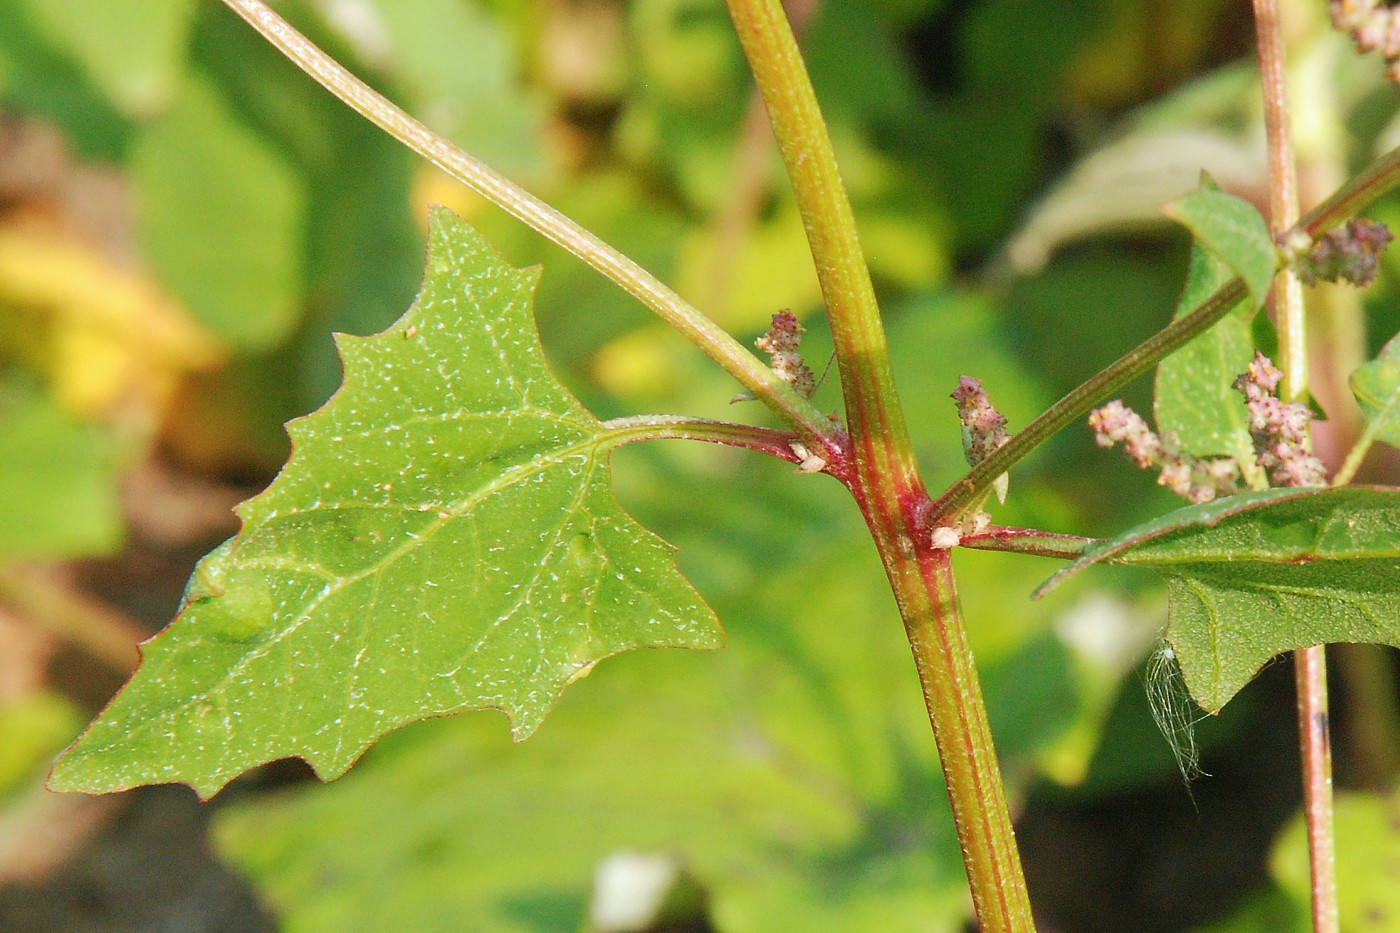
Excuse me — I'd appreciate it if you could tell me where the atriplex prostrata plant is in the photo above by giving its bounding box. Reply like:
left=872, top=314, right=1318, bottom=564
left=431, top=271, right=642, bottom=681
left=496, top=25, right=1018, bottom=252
left=42, top=1, right=1400, bottom=930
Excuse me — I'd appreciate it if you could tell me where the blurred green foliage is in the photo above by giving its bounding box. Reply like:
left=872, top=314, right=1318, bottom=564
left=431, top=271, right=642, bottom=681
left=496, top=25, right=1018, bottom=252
left=4, top=0, right=1400, bottom=930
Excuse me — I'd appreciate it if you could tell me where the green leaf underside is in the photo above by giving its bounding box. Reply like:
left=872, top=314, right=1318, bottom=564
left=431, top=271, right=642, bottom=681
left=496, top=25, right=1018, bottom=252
left=1153, top=243, right=1256, bottom=463
left=1162, top=180, right=1276, bottom=310
left=50, top=208, right=720, bottom=799
left=1351, top=331, right=1400, bottom=451
left=1036, top=486, right=1400, bottom=712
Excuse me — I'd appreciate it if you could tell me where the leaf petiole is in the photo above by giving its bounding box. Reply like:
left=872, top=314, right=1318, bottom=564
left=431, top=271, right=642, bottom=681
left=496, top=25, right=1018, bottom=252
left=599, top=414, right=851, bottom=478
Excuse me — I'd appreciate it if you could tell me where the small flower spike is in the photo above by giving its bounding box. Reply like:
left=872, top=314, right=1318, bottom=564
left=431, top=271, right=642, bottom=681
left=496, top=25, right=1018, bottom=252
left=756, top=310, right=816, bottom=399
left=1332, top=0, right=1400, bottom=83
left=1290, top=218, right=1394, bottom=288
left=1088, top=400, right=1241, bottom=504
left=951, top=376, right=1011, bottom=505
left=1232, top=352, right=1327, bottom=488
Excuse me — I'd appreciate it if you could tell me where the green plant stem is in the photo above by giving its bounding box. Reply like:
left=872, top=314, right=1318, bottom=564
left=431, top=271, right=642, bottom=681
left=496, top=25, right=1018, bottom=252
left=1253, top=3, right=1338, bottom=930
left=1293, top=646, right=1336, bottom=929
left=1332, top=417, right=1380, bottom=486
left=723, top=0, right=917, bottom=488
left=1298, top=143, right=1400, bottom=239
left=725, top=1, right=1032, bottom=928
left=929, top=278, right=1248, bottom=520
left=1258, top=5, right=1306, bottom=402
left=217, top=0, right=834, bottom=448
left=909, top=551, right=1034, bottom=931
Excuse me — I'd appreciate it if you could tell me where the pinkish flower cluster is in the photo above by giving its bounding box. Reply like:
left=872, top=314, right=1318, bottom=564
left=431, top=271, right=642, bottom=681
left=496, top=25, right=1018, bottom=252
left=1090, top=352, right=1327, bottom=502
left=951, top=376, right=1008, bottom=465
left=1233, top=352, right=1328, bottom=488
left=1088, top=401, right=1240, bottom=504
left=755, top=310, right=816, bottom=398
left=1331, top=0, right=1400, bottom=82
left=1293, top=218, right=1394, bottom=288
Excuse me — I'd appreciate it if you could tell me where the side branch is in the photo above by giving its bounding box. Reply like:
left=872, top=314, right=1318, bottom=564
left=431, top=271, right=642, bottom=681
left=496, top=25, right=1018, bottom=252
left=929, top=278, right=1248, bottom=520
left=600, top=415, right=852, bottom=480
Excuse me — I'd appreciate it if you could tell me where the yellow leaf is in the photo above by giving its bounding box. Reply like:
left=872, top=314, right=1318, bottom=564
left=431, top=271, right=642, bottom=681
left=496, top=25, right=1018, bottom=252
left=0, top=222, right=223, bottom=420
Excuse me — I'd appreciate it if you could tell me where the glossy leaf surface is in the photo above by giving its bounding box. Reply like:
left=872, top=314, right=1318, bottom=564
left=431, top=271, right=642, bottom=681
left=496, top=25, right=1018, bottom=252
left=50, top=209, right=719, bottom=798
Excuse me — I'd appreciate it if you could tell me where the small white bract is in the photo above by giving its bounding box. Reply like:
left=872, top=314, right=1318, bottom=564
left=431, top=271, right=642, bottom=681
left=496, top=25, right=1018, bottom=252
left=789, top=441, right=827, bottom=474
left=930, top=526, right=961, bottom=549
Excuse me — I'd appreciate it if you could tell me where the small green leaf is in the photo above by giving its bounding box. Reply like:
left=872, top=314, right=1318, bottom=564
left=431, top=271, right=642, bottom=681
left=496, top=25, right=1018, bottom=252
left=1163, top=179, right=1277, bottom=310
left=1351, top=331, right=1400, bottom=451
left=1153, top=242, right=1257, bottom=465
left=1036, top=486, right=1400, bottom=712
left=50, top=208, right=720, bottom=799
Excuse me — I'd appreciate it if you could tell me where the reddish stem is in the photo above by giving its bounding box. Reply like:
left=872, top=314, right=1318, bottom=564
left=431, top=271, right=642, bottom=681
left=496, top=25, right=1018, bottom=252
left=1253, top=2, right=1339, bottom=928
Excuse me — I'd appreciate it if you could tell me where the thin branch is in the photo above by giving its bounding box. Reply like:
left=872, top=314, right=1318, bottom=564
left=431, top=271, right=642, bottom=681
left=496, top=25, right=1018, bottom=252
left=928, top=130, right=1400, bottom=521
left=1332, top=417, right=1382, bottom=486
left=928, top=278, right=1248, bottom=521
left=1298, top=144, right=1400, bottom=239
left=1258, top=1, right=1306, bottom=400
left=217, top=0, right=835, bottom=446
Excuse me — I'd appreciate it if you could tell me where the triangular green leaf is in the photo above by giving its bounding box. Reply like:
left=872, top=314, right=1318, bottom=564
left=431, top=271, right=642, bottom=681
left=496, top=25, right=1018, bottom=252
left=1163, top=178, right=1277, bottom=310
left=50, top=208, right=720, bottom=799
left=1351, top=331, right=1400, bottom=451
left=209, top=497, right=1064, bottom=933
left=1153, top=178, right=1273, bottom=473
left=1036, top=486, right=1400, bottom=712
